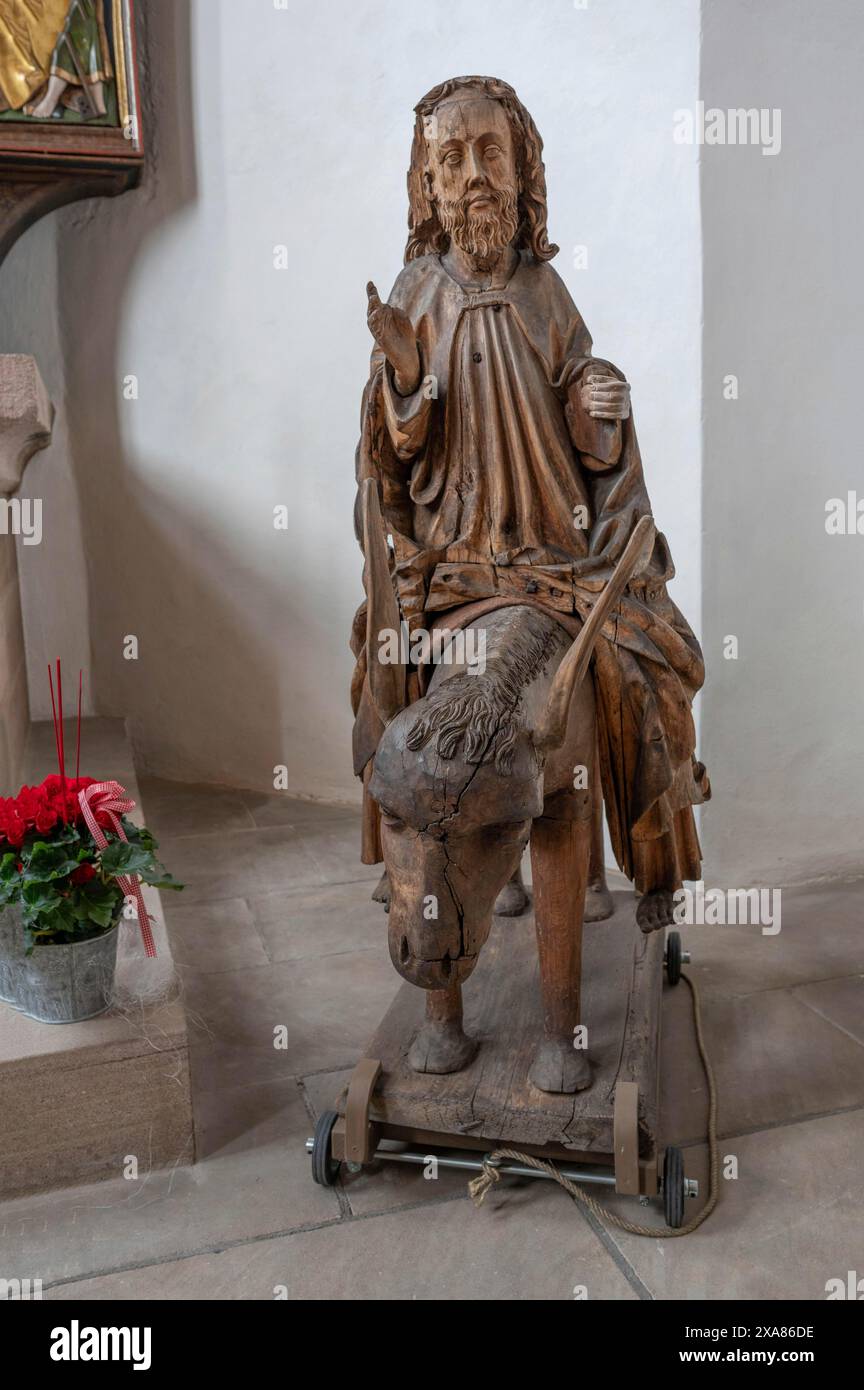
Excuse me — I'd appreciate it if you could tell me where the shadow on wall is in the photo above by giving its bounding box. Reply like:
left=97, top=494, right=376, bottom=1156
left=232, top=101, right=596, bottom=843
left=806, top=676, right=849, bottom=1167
left=50, top=0, right=284, bottom=791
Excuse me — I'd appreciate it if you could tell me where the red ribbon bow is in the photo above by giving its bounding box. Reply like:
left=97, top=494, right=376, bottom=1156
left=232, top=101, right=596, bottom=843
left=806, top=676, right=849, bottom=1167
left=78, top=781, right=157, bottom=958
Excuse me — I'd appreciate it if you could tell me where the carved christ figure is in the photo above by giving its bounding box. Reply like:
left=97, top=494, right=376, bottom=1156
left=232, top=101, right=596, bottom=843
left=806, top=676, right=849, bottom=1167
left=351, top=77, right=709, bottom=1083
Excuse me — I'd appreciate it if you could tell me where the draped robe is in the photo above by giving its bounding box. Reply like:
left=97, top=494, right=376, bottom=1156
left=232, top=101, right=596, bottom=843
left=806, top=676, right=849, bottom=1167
left=352, top=249, right=710, bottom=892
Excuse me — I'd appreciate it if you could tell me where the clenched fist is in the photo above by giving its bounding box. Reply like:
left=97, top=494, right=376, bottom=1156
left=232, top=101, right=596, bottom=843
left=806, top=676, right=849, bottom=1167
left=579, top=369, right=631, bottom=421
left=367, top=282, right=421, bottom=396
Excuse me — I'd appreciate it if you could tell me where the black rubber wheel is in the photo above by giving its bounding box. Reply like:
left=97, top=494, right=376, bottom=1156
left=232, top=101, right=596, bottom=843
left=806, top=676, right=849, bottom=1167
left=311, top=1109, right=341, bottom=1187
left=666, top=929, right=682, bottom=986
left=664, top=1145, right=685, bottom=1229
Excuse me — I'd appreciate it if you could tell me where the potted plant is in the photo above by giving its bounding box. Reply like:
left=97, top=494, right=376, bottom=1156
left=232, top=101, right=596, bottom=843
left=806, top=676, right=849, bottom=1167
left=0, top=663, right=181, bottom=1023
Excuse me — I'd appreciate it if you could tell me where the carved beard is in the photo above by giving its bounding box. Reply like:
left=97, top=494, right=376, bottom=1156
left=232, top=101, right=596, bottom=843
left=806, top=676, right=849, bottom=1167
left=437, top=187, right=520, bottom=267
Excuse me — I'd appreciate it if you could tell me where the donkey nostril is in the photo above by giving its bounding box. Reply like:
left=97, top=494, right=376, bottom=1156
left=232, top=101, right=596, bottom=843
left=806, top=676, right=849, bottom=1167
left=399, top=936, right=410, bottom=964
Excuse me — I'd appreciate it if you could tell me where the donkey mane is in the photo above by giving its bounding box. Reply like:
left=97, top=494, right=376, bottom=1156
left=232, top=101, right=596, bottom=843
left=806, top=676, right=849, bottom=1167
left=405, top=620, right=562, bottom=774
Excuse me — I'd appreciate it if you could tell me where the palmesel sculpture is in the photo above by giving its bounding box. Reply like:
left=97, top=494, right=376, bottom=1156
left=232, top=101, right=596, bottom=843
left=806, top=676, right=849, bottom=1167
left=351, top=76, right=709, bottom=1094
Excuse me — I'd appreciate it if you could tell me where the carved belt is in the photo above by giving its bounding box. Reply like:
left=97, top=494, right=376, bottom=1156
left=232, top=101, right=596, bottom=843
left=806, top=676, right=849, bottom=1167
left=424, top=560, right=604, bottom=615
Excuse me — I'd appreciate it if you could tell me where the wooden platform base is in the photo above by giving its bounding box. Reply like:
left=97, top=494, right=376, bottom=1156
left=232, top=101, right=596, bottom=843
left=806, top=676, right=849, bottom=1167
left=335, top=890, right=664, bottom=1190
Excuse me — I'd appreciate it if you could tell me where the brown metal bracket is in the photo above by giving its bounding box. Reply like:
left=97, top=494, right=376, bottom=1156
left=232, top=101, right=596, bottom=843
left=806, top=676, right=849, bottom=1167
left=343, top=1057, right=382, bottom=1165
left=613, top=1080, right=640, bottom=1195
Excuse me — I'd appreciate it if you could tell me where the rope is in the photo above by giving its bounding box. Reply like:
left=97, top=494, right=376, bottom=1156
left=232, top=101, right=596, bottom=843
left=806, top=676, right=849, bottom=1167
left=469, top=970, right=719, bottom=1237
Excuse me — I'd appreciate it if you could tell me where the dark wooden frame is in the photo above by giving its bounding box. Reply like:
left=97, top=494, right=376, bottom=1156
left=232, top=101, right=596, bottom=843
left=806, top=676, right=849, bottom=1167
left=0, top=0, right=144, bottom=269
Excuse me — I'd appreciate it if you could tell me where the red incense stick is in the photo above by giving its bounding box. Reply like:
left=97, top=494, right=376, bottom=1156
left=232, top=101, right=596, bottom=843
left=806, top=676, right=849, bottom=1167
left=56, top=660, right=67, bottom=820
left=76, top=670, right=83, bottom=783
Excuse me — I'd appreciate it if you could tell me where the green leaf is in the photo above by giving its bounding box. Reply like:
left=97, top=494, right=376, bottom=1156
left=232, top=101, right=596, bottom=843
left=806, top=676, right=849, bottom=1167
left=99, top=840, right=153, bottom=877
left=85, top=898, right=118, bottom=928
left=29, top=897, right=78, bottom=934
left=0, top=854, right=19, bottom=906
left=21, top=880, right=64, bottom=912
left=139, top=862, right=183, bottom=890
left=25, top=841, right=81, bottom=882
left=83, top=879, right=122, bottom=905
left=122, top=819, right=158, bottom=853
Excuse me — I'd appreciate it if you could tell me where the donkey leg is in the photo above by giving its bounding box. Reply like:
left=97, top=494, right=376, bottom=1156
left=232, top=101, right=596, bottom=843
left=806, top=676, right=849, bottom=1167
left=408, top=983, right=478, bottom=1074
left=584, top=767, right=614, bottom=922
left=528, top=812, right=593, bottom=1094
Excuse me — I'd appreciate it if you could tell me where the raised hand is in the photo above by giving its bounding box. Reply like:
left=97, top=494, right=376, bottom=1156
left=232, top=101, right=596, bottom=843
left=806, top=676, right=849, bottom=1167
left=580, top=369, right=631, bottom=421
left=367, top=282, right=421, bottom=395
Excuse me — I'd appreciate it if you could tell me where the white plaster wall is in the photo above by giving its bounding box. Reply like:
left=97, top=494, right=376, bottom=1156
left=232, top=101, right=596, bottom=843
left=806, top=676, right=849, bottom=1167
left=699, top=0, right=864, bottom=883
left=0, top=0, right=702, bottom=805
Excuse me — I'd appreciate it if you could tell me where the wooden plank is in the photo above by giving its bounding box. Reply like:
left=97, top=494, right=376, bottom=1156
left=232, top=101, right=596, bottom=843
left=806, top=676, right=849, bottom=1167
left=339, top=890, right=663, bottom=1157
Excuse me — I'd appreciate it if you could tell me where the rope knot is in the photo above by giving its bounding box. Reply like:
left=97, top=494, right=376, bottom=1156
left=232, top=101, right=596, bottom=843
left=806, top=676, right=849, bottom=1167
left=468, top=1155, right=504, bottom=1207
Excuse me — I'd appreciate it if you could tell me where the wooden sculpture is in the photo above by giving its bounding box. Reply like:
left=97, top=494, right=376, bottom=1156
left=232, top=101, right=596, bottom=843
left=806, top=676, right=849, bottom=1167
left=351, top=76, right=709, bottom=1094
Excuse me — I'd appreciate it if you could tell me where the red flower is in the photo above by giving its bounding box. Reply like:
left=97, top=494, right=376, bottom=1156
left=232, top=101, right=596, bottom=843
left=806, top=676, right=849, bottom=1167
left=0, top=775, right=100, bottom=848
left=70, top=862, right=97, bottom=885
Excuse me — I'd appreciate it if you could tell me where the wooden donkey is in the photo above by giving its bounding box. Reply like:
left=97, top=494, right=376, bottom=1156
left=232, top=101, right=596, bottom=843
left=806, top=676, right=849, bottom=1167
left=362, top=478, right=655, bottom=1094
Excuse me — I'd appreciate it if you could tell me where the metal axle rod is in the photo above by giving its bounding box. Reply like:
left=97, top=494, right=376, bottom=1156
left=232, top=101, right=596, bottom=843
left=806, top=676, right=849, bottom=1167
left=304, top=1138, right=698, bottom=1198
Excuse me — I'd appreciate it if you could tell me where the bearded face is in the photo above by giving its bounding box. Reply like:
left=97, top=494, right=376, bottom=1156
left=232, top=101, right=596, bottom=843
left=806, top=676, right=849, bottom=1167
left=426, top=95, right=520, bottom=265
left=436, top=186, right=520, bottom=261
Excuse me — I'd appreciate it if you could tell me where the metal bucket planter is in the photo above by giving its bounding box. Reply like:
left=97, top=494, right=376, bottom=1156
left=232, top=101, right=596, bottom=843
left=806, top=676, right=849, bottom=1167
left=0, top=908, right=23, bottom=1004
left=0, top=905, right=121, bottom=1023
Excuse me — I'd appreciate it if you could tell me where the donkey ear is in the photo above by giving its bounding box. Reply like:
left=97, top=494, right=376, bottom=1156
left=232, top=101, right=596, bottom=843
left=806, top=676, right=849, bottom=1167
left=534, top=516, right=655, bottom=753
left=361, top=479, right=406, bottom=725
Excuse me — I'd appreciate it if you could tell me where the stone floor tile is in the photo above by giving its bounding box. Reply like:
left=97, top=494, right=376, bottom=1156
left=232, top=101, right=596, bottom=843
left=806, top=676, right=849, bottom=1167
left=184, top=950, right=398, bottom=1091
left=47, top=1184, right=638, bottom=1301
left=239, top=791, right=360, bottom=829
left=659, top=982, right=864, bottom=1147
left=792, top=974, right=864, bottom=1046
left=248, top=880, right=386, bottom=963
left=138, top=777, right=256, bottom=838
left=163, top=897, right=270, bottom=973
left=292, top=819, right=380, bottom=886
left=154, top=826, right=332, bottom=906
left=678, top=878, right=864, bottom=996
left=598, top=1108, right=864, bottom=1301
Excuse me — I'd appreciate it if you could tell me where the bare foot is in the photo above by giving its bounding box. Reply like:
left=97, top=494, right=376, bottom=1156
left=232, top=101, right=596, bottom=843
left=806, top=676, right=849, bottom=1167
left=408, top=1020, right=478, bottom=1074
left=26, top=75, right=68, bottom=119
left=90, top=80, right=107, bottom=117
left=584, top=878, right=614, bottom=922
left=494, top=868, right=530, bottom=917
left=530, top=1037, right=592, bottom=1094
left=636, top=888, right=675, bottom=934
left=371, top=870, right=390, bottom=911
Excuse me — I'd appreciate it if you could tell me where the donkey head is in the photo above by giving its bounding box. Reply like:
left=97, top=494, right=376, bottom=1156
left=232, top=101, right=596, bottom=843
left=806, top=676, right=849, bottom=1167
left=369, top=631, right=556, bottom=988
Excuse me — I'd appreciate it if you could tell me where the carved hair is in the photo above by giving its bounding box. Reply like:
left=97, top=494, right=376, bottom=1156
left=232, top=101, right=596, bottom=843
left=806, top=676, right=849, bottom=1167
left=406, top=626, right=562, bottom=775
left=405, top=75, right=559, bottom=265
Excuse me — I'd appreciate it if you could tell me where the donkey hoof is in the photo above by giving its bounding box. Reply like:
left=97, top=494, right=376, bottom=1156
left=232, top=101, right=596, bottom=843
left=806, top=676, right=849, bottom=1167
left=584, top=880, right=614, bottom=922
left=529, top=1040, right=592, bottom=1094
left=408, top=1022, right=478, bottom=1074
left=494, top=879, right=530, bottom=917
